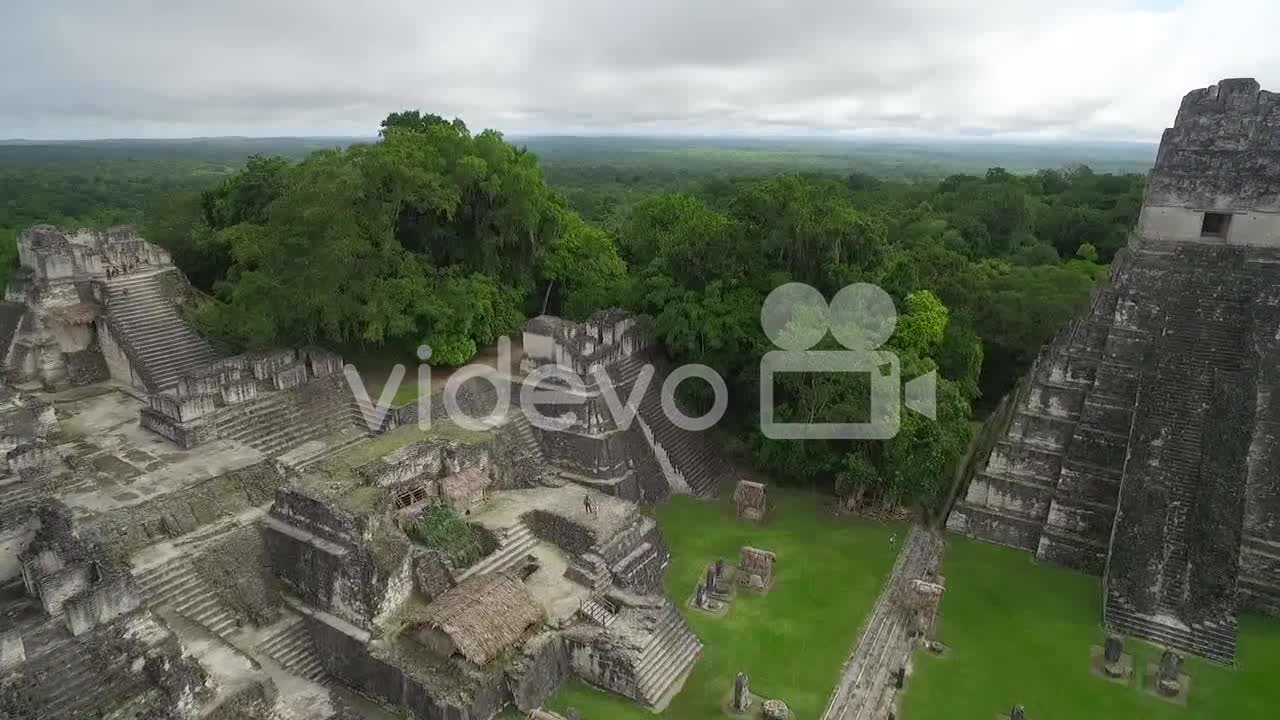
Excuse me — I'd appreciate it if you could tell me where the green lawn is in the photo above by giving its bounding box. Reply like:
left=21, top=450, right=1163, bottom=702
left=901, top=538, right=1280, bottom=719
left=546, top=491, right=903, bottom=719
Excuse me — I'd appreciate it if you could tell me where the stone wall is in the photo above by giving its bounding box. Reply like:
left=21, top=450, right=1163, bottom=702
left=96, top=318, right=147, bottom=391
left=143, top=346, right=354, bottom=449
left=63, top=346, right=109, bottom=385
left=1237, top=275, right=1280, bottom=615
left=306, top=611, right=509, bottom=720
left=62, top=574, right=142, bottom=636
left=265, top=488, right=413, bottom=628
left=562, top=629, right=641, bottom=703
left=79, top=460, right=285, bottom=555
left=506, top=632, right=569, bottom=712
left=523, top=509, right=597, bottom=558
left=1146, top=79, right=1280, bottom=213
left=522, top=309, right=654, bottom=380
left=540, top=428, right=630, bottom=479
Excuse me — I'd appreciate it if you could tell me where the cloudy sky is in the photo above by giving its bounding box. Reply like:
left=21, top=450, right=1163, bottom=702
left=2, top=0, right=1277, bottom=141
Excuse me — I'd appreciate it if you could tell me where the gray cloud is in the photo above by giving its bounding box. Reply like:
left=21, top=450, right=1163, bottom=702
left=2, top=0, right=1278, bottom=139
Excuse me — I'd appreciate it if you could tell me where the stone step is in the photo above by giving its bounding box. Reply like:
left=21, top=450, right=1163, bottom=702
left=567, top=551, right=612, bottom=592
left=217, top=379, right=362, bottom=456
left=22, top=617, right=168, bottom=718
left=104, top=272, right=218, bottom=390
left=126, top=337, right=212, bottom=363
left=256, top=616, right=330, bottom=683
left=641, top=635, right=701, bottom=706
left=110, top=306, right=186, bottom=325
left=0, top=479, right=39, bottom=530
left=638, top=618, right=702, bottom=707
left=1105, top=603, right=1236, bottom=664
left=458, top=522, right=537, bottom=580
left=636, top=387, right=725, bottom=498
left=134, top=558, right=241, bottom=639
left=1242, top=536, right=1280, bottom=560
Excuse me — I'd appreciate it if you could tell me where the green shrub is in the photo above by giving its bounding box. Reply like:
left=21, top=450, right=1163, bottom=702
left=408, top=505, right=486, bottom=568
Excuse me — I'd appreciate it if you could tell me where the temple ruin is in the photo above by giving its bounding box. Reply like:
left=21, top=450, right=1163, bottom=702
left=0, top=226, right=731, bottom=717
left=948, top=78, right=1280, bottom=664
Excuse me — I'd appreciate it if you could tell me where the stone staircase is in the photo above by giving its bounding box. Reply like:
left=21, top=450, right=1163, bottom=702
left=634, top=603, right=702, bottom=709
left=1104, top=594, right=1237, bottom=664
left=15, top=614, right=169, bottom=719
left=457, top=520, right=538, bottom=580
left=0, top=477, right=38, bottom=532
left=612, top=540, right=662, bottom=591
left=103, top=270, right=218, bottom=391
left=1102, top=260, right=1250, bottom=664
left=631, top=363, right=728, bottom=498
left=215, top=374, right=367, bottom=457
left=1239, top=536, right=1280, bottom=614
left=567, top=551, right=613, bottom=593
left=506, top=410, right=542, bottom=457
left=134, top=556, right=240, bottom=639
left=254, top=613, right=329, bottom=683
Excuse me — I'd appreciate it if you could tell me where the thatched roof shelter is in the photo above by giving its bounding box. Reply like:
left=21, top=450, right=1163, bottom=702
left=440, top=467, right=491, bottom=514
left=414, top=572, right=543, bottom=666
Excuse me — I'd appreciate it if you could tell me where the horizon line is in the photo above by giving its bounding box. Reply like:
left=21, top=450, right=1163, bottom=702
left=0, top=132, right=1160, bottom=147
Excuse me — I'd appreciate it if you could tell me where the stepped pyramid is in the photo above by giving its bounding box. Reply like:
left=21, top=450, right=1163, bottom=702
left=1, top=225, right=219, bottom=392
left=521, top=310, right=734, bottom=502
left=948, top=78, right=1280, bottom=663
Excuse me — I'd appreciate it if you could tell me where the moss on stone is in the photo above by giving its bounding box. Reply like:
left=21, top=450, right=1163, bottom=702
left=319, top=420, right=492, bottom=487
left=340, top=486, right=388, bottom=515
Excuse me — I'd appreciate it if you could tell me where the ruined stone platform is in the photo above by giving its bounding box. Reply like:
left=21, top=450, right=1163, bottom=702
left=466, top=485, right=639, bottom=543
left=50, top=385, right=265, bottom=514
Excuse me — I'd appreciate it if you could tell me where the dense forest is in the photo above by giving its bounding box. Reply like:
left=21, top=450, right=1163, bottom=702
left=0, top=123, right=1146, bottom=511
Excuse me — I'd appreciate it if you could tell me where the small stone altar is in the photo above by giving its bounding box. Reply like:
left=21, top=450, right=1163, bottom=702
left=738, top=546, right=776, bottom=593
left=734, top=480, right=768, bottom=522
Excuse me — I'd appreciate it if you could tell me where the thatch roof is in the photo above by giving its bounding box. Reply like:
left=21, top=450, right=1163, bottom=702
left=441, top=467, right=489, bottom=496
left=417, top=572, right=543, bottom=666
